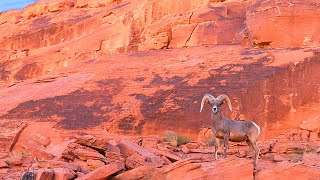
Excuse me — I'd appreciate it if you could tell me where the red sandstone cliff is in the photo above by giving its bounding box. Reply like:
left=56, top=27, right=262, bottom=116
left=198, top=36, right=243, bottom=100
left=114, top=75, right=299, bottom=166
left=0, top=0, right=319, bottom=179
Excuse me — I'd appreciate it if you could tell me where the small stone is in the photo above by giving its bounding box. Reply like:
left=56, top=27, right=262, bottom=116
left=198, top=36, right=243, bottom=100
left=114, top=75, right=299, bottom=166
left=301, top=130, right=310, bottom=141
left=309, top=132, right=319, bottom=141
left=273, top=154, right=288, bottom=162
left=181, top=146, right=190, bottom=154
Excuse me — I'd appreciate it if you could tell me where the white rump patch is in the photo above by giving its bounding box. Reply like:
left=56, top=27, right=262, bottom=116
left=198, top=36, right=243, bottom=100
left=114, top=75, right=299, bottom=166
left=252, top=121, right=261, bottom=135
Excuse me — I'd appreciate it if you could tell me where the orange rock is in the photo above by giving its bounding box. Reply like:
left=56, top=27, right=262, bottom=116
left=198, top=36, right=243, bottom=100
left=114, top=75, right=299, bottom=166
left=125, top=153, right=151, bottom=169
left=256, top=162, right=320, bottom=179
left=75, top=0, right=114, bottom=8
left=0, top=160, right=9, bottom=168
left=5, top=156, right=34, bottom=167
left=309, top=132, right=318, bottom=141
left=52, top=168, right=76, bottom=180
left=144, top=157, right=254, bottom=180
left=144, top=147, right=181, bottom=162
left=35, top=169, right=54, bottom=180
left=31, top=133, right=52, bottom=147
left=36, top=160, right=80, bottom=172
left=106, top=142, right=121, bottom=154
left=169, top=24, right=198, bottom=49
left=300, top=130, right=310, bottom=141
left=73, top=148, right=107, bottom=162
left=77, top=162, right=125, bottom=180
left=0, top=153, right=10, bottom=159
left=272, top=142, right=305, bottom=154
left=105, top=151, right=124, bottom=163
left=299, top=117, right=320, bottom=133
left=141, top=137, right=158, bottom=149
left=112, top=166, right=155, bottom=180
left=73, top=159, right=90, bottom=174
left=0, top=121, right=27, bottom=152
left=62, top=143, right=104, bottom=162
left=118, top=140, right=165, bottom=167
left=181, top=145, right=190, bottom=154
left=86, top=159, right=105, bottom=171
left=161, top=155, right=172, bottom=165
left=302, top=153, right=320, bottom=167
left=197, top=127, right=213, bottom=144
left=246, top=0, right=320, bottom=48
left=272, top=154, right=288, bottom=162
left=185, top=142, right=200, bottom=150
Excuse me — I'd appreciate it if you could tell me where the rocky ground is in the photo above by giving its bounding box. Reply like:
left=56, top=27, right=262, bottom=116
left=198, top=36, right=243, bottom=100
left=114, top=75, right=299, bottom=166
left=0, top=119, right=319, bottom=179
left=0, top=0, right=319, bottom=179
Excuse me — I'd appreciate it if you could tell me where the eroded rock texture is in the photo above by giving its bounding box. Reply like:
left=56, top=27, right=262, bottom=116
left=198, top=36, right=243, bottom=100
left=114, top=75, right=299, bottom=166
left=0, top=0, right=319, bottom=179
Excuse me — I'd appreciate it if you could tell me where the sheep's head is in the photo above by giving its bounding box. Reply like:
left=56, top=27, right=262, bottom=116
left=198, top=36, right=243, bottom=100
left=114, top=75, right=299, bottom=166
left=200, top=94, right=233, bottom=114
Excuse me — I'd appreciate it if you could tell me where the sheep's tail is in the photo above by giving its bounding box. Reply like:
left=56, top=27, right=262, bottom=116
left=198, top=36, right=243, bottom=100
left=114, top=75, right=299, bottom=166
left=251, top=121, right=261, bottom=135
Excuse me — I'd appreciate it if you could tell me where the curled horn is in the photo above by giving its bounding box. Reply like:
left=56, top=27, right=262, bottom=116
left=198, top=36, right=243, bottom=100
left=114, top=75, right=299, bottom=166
left=200, top=94, right=215, bottom=112
left=217, top=94, right=233, bottom=112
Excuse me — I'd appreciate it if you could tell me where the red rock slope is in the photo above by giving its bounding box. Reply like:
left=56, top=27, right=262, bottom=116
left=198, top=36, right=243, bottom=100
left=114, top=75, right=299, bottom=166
left=0, top=0, right=319, bottom=179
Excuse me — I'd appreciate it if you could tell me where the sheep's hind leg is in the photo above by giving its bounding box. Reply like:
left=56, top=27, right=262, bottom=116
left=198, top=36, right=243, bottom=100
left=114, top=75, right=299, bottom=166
left=223, top=134, right=230, bottom=158
left=246, top=139, right=260, bottom=168
left=252, top=141, right=260, bottom=167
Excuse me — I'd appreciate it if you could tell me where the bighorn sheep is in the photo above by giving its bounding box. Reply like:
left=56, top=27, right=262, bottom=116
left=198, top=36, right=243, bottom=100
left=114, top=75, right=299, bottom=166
left=200, top=94, right=261, bottom=167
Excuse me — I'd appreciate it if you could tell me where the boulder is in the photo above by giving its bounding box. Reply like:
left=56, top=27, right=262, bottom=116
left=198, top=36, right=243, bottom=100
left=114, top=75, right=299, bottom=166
left=144, top=157, right=254, bottom=180
left=36, top=160, right=80, bottom=172
left=73, top=149, right=107, bottom=162
left=5, top=156, right=35, bottom=167
left=35, top=169, right=54, bottom=180
left=31, top=133, right=52, bottom=147
left=74, top=135, right=109, bottom=151
left=309, top=132, right=319, bottom=141
left=0, top=160, right=9, bottom=168
left=272, top=142, right=306, bottom=154
left=118, top=140, right=165, bottom=167
left=299, top=116, right=320, bottom=133
left=256, top=162, right=320, bottom=179
left=53, top=168, right=76, bottom=180
left=106, top=142, right=121, bottom=154
left=125, top=153, right=163, bottom=169
left=77, top=162, right=125, bottom=180
left=181, top=145, right=190, bottom=154
left=62, top=143, right=104, bottom=161
left=112, top=166, right=155, bottom=180
left=86, top=159, right=105, bottom=171
left=273, top=154, right=288, bottom=162
left=0, top=122, right=27, bottom=152
left=300, top=129, right=310, bottom=141
left=141, top=137, right=158, bottom=149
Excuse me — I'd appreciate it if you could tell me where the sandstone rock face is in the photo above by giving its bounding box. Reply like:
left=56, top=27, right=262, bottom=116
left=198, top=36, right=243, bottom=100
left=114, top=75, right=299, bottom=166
left=0, top=0, right=319, bottom=139
left=246, top=0, right=320, bottom=48
left=0, top=122, right=27, bottom=152
left=0, top=0, right=319, bottom=179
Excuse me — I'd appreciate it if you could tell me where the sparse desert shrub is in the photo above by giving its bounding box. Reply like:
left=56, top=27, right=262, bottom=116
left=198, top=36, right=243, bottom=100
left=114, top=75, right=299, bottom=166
left=287, top=152, right=304, bottom=163
left=163, top=130, right=190, bottom=147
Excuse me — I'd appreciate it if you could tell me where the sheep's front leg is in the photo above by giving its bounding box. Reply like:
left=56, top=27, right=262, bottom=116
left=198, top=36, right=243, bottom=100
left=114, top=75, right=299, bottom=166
left=223, top=133, right=230, bottom=158
left=209, top=136, right=219, bottom=160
